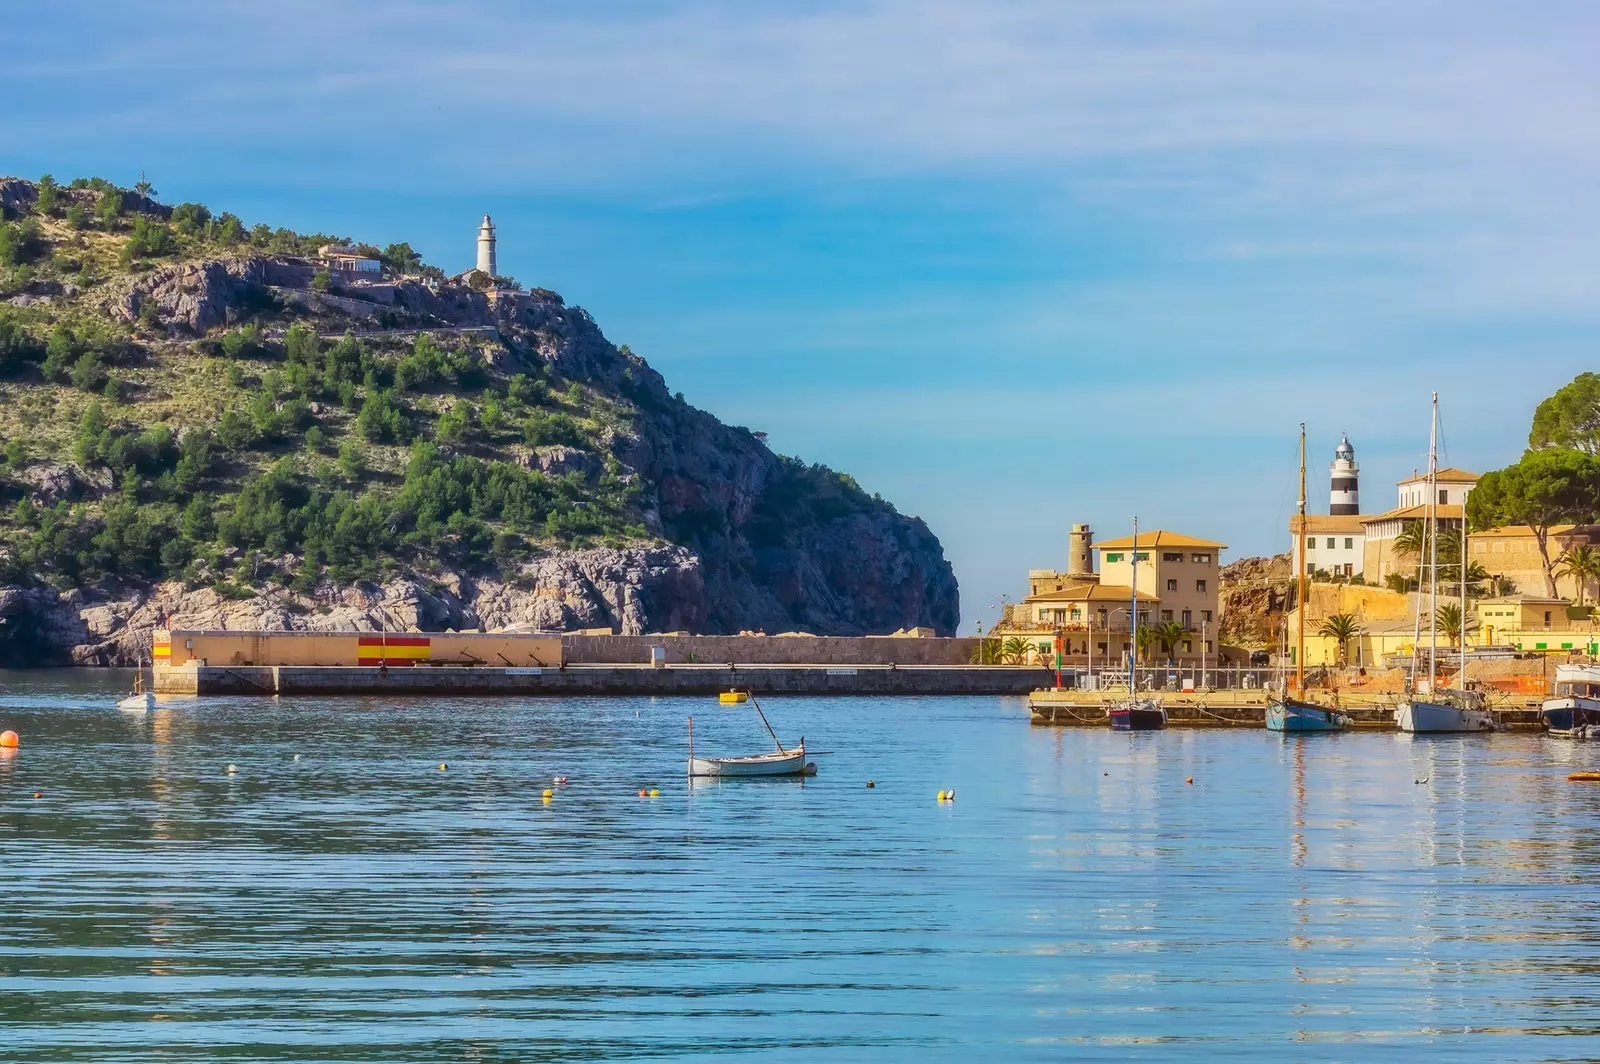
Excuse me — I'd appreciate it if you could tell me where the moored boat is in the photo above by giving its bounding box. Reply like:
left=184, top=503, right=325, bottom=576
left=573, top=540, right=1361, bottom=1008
left=1109, top=700, right=1167, bottom=731
left=1269, top=424, right=1348, bottom=735
left=1105, top=518, right=1167, bottom=731
left=117, top=691, right=156, bottom=712
left=689, top=742, right=812, bottom=777
left=1397, top=689, right=1495, bottom=733
left=1394, top=393, right=1494, bottom=736
left=1267, top=696, right=1350, bottom=733
left=1542, top=665, right=1600, bottom=739
left=688, top=695, right=816, bottom=776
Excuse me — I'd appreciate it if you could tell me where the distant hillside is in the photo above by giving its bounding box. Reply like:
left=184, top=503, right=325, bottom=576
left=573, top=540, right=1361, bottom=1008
left=0, top=175, right=958, bottom=663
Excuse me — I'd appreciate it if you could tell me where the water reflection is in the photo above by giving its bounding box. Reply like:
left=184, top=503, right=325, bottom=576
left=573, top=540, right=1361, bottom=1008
left=2, top=673, right=1599, bottom=1060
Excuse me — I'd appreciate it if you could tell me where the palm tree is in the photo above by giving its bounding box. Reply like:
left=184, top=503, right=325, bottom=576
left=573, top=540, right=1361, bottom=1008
left=1134, top=626, right=1161, bottom=664
left=1151, top=620, right=1189, bottom=661
left=1555, top=545, right=1600, bottom=606
left=1000, top=636, right=1032, bottom=665
left=1435, top=602, right=1467, bottom=650
left=1394, top=520, right=1428, bottom=561
left=1317, top=612, right=1362, bottom=666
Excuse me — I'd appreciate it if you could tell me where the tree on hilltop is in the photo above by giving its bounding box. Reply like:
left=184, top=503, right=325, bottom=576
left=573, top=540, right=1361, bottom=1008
left=1468, top=449, right=1598, bottom=596
left=1530, top=372, right=1600, bottom=455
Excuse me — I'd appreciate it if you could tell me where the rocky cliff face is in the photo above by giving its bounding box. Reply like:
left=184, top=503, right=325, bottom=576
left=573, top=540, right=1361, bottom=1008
left=0, top=547, right=710, bottom=666
left=1217, top=554, right=1292, bottom=647
left=0, top=178, right=960, bottom=663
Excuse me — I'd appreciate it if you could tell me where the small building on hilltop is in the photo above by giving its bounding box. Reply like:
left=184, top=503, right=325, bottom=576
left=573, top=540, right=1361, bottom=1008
left=319, top=243, right=381, bottom=277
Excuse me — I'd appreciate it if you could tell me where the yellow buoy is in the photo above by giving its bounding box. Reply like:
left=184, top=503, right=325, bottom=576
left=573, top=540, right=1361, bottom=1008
left=0, top=730, right=18, bottom=748
left=649, top=788, right=660, bottom=797
left=439, top=763, right=448, bottom=771
left=1569, top=772, right=1600, bottom=782
left=719, top=691, right=749, bottom=704
left=542, top=788, right=554, bottom=798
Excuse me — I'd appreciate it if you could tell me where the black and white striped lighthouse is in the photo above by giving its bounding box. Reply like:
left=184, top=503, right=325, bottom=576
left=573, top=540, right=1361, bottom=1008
left=1330, top=433, right=1359, bottom=515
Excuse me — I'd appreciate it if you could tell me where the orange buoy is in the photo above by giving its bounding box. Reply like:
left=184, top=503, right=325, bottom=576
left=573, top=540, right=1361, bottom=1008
left=1186, top=777, right=1194, bottom=785
left=33, top=791, right=43, bottom=798
left=1569, top=772, right=1600, bottom=782
left=638, top=789, right=647, bottom=797
left=0, top=730, right=17, bottom=748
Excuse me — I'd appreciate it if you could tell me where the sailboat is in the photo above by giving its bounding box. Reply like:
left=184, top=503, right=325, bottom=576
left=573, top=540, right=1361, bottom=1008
left=1109, top=517, right=1167, bottom=731
left=1268, top=424, right=1351, bottom=733
left=117, top=647, right=156, bottom=712
left=688, top=695, right=815, bottom=776
left=1396, top=393, right=1496, bottom=733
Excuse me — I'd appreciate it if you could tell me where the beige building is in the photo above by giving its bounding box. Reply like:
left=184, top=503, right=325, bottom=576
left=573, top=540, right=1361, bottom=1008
left=1096, top=531, right=1225, bottom=636
left=1468, top=524, right=1600, bottom=599
left=1361, top=467, right=1479, bottom=585
left=1014, top=528, right=1226, bottom=663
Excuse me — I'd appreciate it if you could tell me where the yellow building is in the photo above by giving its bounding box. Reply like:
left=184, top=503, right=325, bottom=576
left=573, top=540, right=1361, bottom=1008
left=1474, top=596, right=1599, bottom=653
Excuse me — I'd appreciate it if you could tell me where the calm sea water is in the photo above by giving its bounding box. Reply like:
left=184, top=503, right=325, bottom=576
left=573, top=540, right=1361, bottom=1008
left=2, top=670, right=1599, bottom=1062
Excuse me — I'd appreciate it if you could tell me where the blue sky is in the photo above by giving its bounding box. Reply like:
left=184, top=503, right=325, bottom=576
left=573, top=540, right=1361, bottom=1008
left=5, top=0, right=1597, bottom=630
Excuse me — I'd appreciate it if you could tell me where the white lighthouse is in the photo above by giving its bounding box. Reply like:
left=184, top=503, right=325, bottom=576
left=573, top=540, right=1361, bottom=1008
left=476, top=214, right=497, bottom=278
left=1330, top=433, right=1359, bottom=515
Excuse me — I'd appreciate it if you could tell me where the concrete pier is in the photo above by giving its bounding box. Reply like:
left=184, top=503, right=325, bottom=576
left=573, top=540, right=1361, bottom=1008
left=157, top=662, right=1053, bottom=697
left=1027, top=688, right=1546, bottom=730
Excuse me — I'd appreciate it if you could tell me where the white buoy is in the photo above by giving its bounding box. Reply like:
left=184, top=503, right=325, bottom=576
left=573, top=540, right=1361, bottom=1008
left=226, top=763, right=237, bottom=775
left=293, top=753, right=301, bottom=761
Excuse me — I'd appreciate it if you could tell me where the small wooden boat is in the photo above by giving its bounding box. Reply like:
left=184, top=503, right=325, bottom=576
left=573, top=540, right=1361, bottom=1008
left=688, top=696, right=815, bottom=777
left=117, top=691, right=156, bottom=712
left=690, top=742, right=811, bottom=777
left=118, top=661, right=155, bottom=712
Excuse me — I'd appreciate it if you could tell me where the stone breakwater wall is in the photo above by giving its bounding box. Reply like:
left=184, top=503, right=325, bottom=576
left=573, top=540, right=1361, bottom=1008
left=158, top=664, right=1051, bottom=697
left=565, top=635, right=982, bottom=666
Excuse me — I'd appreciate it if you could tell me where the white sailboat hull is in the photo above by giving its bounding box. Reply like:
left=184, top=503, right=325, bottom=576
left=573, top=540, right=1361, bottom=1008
left=689, top=743, right=810, bottom=777
left=1396, top=700, right=1495, bottom=733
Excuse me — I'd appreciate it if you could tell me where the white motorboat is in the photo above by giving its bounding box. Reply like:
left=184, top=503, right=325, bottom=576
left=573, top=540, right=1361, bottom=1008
left=687, top=696, right=816, bottom=777
left=1542, top=664, right=1600, bottom=738
left=1397, top=687, right=1495, bottom=733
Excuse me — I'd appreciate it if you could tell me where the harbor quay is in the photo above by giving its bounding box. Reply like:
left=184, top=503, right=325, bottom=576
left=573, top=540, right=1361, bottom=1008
left=1027, top=687, right=1546, bottom=730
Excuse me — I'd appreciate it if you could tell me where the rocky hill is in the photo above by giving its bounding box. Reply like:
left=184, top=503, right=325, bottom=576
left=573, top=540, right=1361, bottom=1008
left=0, top=176, right=959, bottom=664
left=1217, top=553, right=1292, bottom=649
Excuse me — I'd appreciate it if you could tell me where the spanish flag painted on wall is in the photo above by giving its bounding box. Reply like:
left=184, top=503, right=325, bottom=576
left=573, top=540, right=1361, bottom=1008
left=153, top=640, right=171, bottom=661
left=357, top=635, right=431, bottom=667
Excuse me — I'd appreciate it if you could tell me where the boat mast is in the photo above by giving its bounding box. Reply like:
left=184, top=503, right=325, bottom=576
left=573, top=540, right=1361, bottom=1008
left=1428, top=392, right=1439, bottom=692
left=1297, top=424, right=1306, bottom=698
left=1460, top=399, right=1469, bottom=684
left=1130, top=517, right=1139, bottom=696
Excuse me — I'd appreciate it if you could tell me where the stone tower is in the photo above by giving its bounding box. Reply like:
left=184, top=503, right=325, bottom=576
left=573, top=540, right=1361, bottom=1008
left=1330, top=433, right=1359, bottom=515
left=476, top=214, right=497, bottom=277
left=1068, top=523, right=1094, bottom=577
